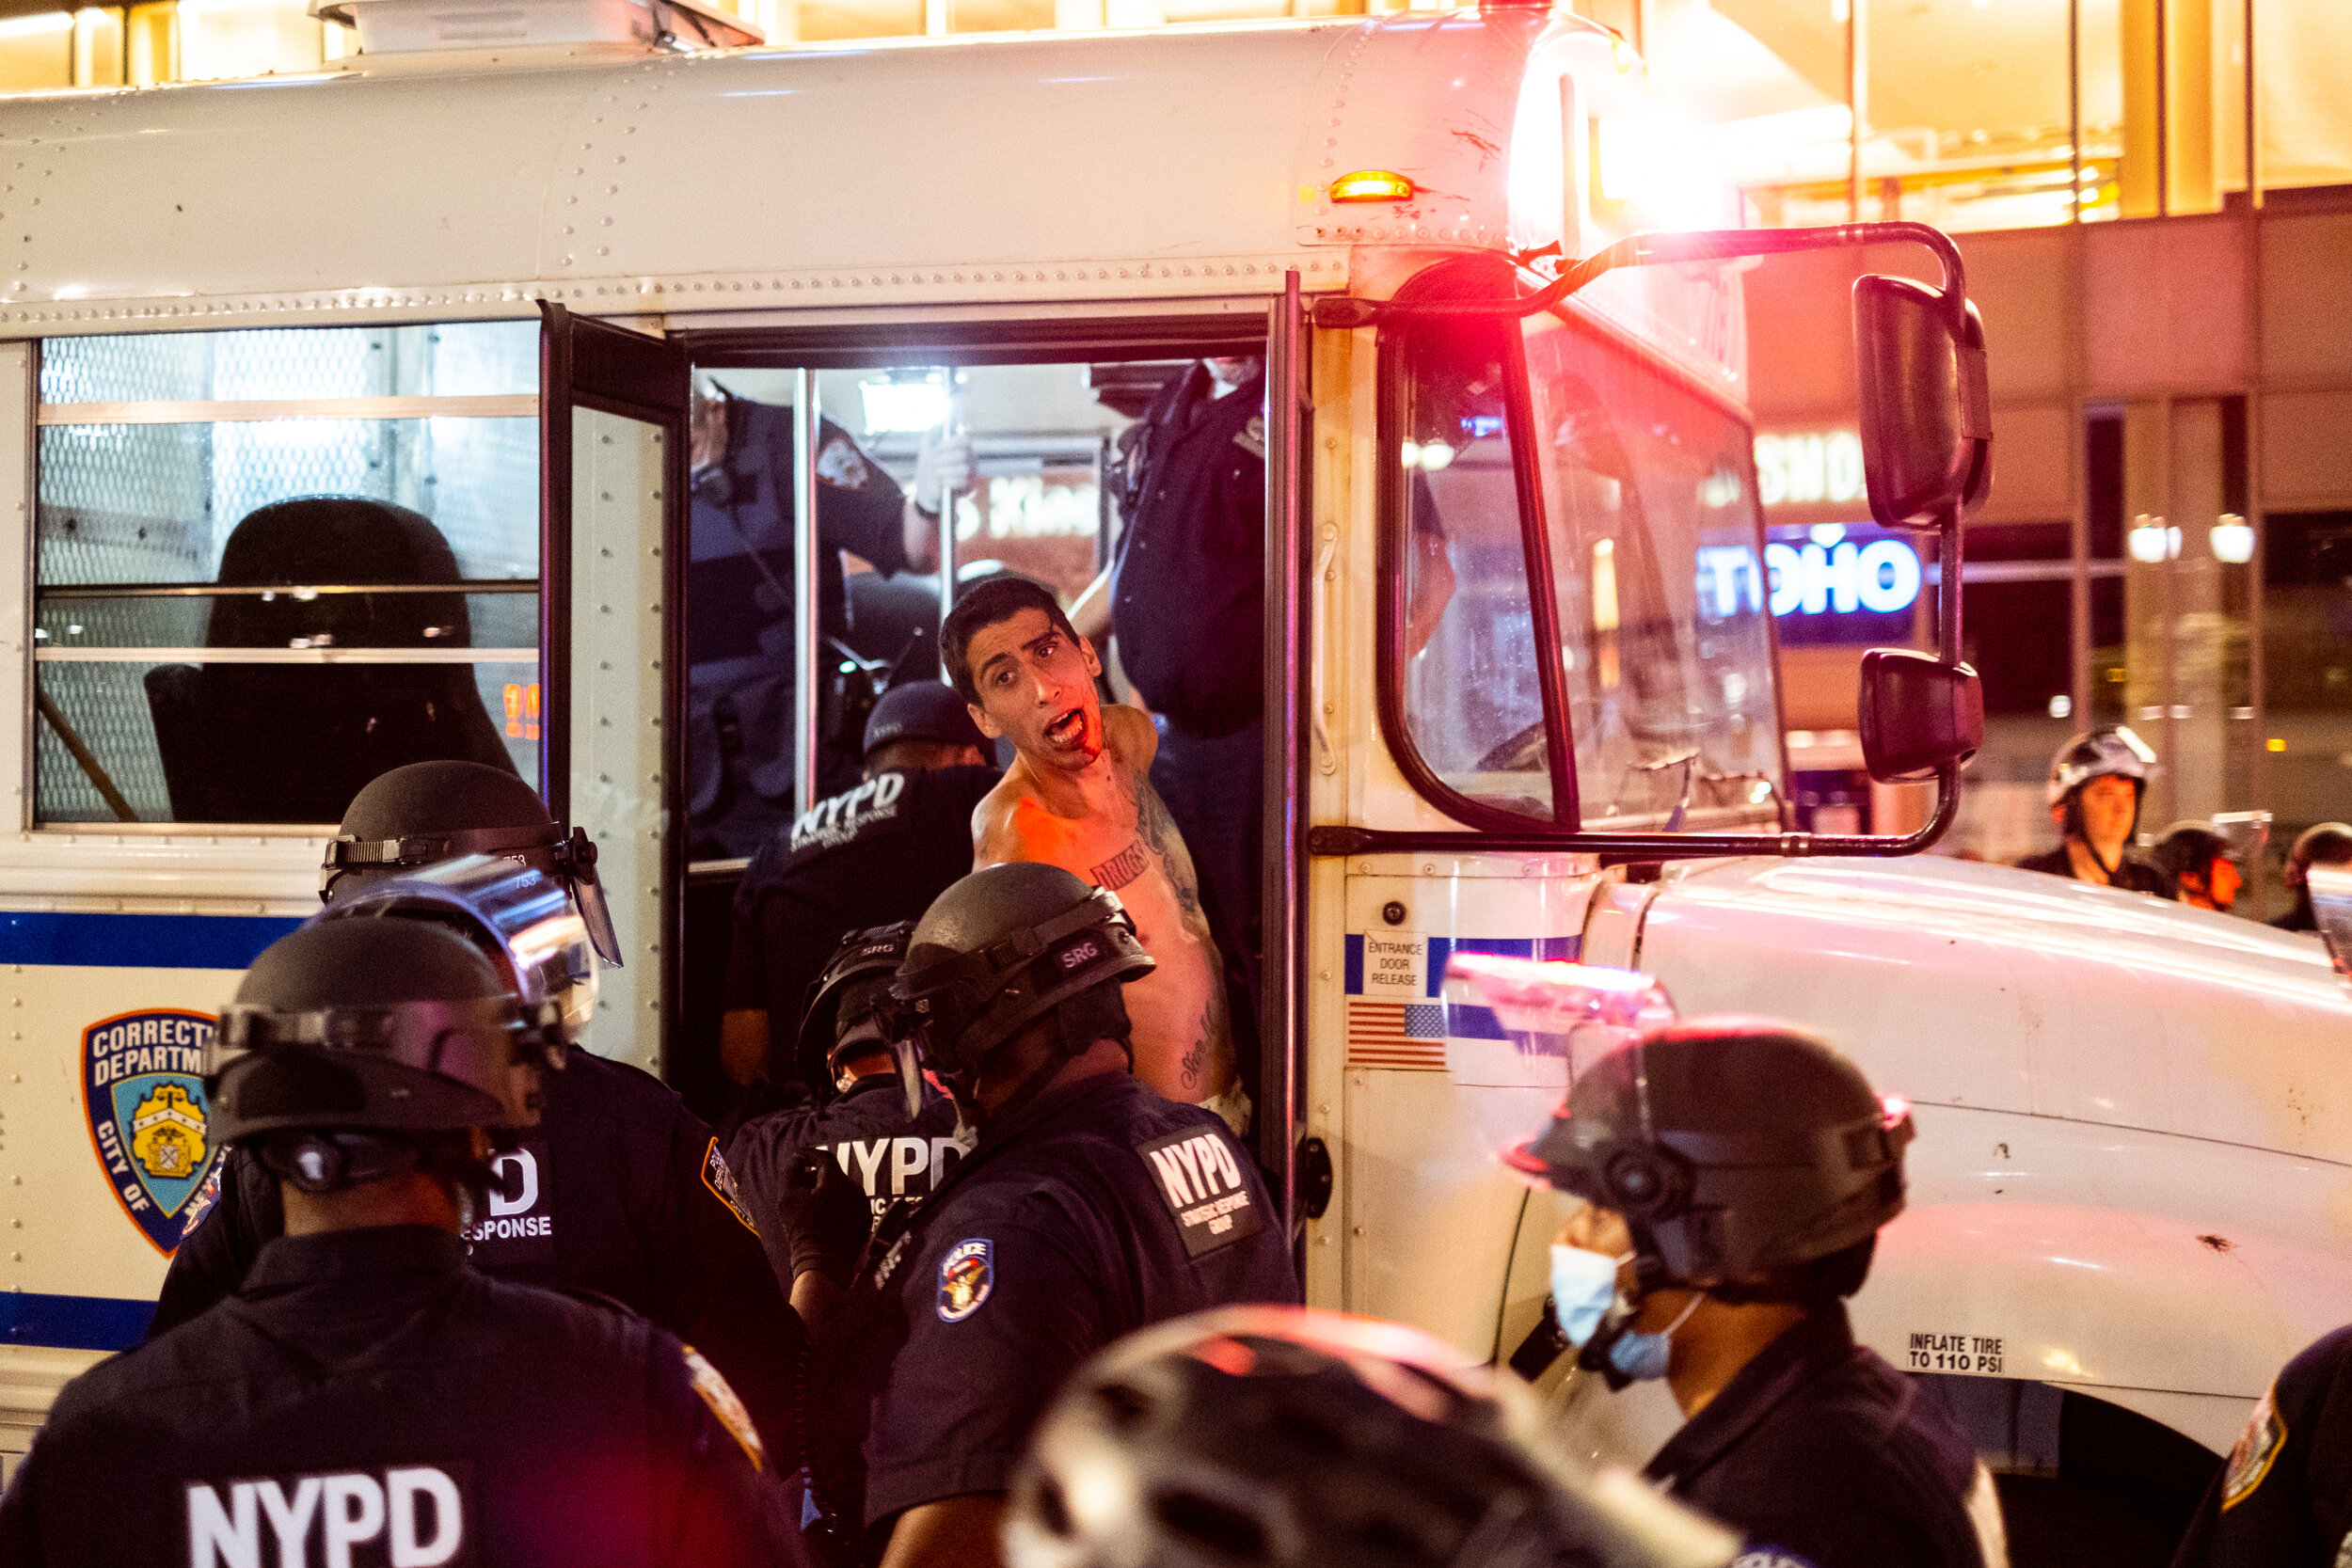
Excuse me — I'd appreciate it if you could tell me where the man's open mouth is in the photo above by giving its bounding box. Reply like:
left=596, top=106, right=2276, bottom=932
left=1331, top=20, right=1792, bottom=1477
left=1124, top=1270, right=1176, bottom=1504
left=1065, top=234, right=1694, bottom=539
left=1044, top=707, right=1087, bottom=746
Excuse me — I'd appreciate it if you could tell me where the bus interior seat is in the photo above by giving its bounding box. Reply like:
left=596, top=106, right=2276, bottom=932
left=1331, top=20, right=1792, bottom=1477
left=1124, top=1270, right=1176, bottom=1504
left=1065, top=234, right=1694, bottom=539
left=144, top=495, right=517, bottom=825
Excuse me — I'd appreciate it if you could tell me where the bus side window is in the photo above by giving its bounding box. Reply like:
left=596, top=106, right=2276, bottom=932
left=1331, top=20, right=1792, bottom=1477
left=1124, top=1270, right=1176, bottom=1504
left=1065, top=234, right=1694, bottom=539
left=35, top=324, right=540, bottom=827
left=1391, top=319, right=1554, bottom=825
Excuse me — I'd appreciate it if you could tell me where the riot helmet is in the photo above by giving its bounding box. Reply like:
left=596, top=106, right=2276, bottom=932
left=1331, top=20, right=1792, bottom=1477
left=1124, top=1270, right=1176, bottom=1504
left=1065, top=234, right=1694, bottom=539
left=1005, top=1306, right=1737, bottom=1568
left=2286, top=822, right=2352, bottom=891
left=1507, top=1015, right=1911, bottom=1290
left=863, top=681, right=987, bottom=762
left=799, top=921, right=918, bottom=1107
left=2046, top=726, right=2154, bottom=814
left=888, top=863, right=1153, bottom=1089
left=321, top=759, right=623, bottom=966
left=208, top=919, right=536, bottom=1195
left=319, top=854, right=596, bottom=1063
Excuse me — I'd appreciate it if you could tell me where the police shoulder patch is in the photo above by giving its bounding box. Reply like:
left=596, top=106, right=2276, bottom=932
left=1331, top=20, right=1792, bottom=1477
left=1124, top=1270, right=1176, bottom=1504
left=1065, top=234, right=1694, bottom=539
left=1137, top=1124, right=1265, bottom=1259
left=816, top=435, right=873, bottom=491
left=680, top=1344, right=765, bottom=1472
left=938, top=1238, right=993, bottom=1323
left=2221, top=1383, right=2287, bottom=1511
left=701, top=1138, right=759, bottom=1236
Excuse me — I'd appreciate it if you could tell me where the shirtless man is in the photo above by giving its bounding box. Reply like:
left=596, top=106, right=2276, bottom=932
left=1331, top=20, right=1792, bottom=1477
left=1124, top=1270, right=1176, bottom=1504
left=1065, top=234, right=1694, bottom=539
left=944, top=577, right=1243, bottom=1129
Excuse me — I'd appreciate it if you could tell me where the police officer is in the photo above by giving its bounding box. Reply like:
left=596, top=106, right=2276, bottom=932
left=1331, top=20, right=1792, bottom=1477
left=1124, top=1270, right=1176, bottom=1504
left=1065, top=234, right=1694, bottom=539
left=2151, top=822, right=2246, bottom=912
left=800, top=862, right=1297, bottom=1568
left=2014, top=726, right=2171, bottom=896
left=1003, top=1306, right=1740, bottom=1568
left=721, top=681, right=998, bottom=1094
left=727, top=922, right=967, bottom=1311
left=0, top=919, right=803, bottom=1567
left=2171, top=1323, right=2352, bottom=1567
left=2274, top=823, right=2352, bottom=932
left=691, top=384, right=971, bottom=857
left=1072, top=356, right=1267, bottom=1027
left=1515, top=1015, right=2007, bottom=1568
left=151, top=759, right=807, bottom=1469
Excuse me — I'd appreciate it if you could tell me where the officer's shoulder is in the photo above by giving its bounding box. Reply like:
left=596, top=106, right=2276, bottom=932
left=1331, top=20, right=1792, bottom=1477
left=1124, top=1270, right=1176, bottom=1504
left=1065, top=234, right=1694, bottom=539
left=2277, top=1322, right=2352, bottom=1405
left=1777, top=1347, right=1979, bottom=1481
left=472, top=1273, right=664, bottom=1356
left=40, top=1305, right=262, bottom=1428
left=548, top=1044, right=698, bottom=1122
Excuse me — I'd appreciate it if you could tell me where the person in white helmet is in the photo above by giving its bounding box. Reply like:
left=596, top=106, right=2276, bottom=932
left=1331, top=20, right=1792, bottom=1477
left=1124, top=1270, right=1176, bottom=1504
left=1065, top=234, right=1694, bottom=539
left=2013, top=726, right=2172, bottom=896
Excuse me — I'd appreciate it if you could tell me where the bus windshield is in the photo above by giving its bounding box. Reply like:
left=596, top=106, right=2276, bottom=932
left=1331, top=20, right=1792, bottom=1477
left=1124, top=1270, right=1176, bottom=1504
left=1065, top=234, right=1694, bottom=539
left=1391, top=303, right=1783, bottom=833
left=1522, top=309, right=1782, bottom=832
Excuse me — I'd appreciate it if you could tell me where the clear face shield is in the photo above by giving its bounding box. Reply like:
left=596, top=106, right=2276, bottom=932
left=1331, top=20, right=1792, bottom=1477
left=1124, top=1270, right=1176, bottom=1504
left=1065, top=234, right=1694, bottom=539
left=2308, top=864, right=2352, bottom=979
left=320, top=822, right=624, bottom=969
left=320, top=854, right=601, bottom=1061
left=1439, top=952, right=1678, bottom=1187
left=208, top=993, right=537, bottom=1129
left=2209, top=810, right=2272, bottom=866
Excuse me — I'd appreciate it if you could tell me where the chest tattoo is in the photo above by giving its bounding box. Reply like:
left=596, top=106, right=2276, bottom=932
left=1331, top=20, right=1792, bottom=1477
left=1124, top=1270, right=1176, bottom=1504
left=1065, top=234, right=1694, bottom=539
left=1090, top=841, right=1149, bottom=891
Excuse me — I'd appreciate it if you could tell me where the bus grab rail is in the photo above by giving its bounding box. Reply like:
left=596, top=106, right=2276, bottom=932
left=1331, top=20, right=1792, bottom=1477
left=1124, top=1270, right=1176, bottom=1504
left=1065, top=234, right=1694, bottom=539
left=1311, top=221, right=1971, bottom=341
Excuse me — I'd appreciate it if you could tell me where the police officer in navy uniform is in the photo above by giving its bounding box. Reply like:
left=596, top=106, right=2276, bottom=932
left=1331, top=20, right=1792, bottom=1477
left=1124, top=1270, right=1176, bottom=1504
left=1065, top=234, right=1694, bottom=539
left=1072, top=356, right=1268, bottom=1028
left=150, top=760, right=807, bottom=1470
left=798, top=862, right=1298, bottom=1568
left=1515, top=1015, right=2007, bottom=1568
left=690, top=385, right=971, bottom=857
left=721, top=681, right=999, bottom=1096
left=727, top=922, right=967, bottom=1312
left=2172, top=1323, right=2352, bottom=1567
left=2014, top=727, right=2171, bottom=897
left=0, top=918, right=803, bottom=1568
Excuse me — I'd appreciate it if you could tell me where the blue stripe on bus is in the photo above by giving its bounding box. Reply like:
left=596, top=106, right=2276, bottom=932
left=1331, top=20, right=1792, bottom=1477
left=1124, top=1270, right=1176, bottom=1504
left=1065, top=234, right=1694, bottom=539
left=1439, top=1001, right=1509, bottom=1039
left=0, top=1290, right=153, bottom=1351
left=0, top=911, right=302, bottom=971
left=1423, top=935, right=1582, bottom=997
left=1343, top=934, right=1363, bottom=994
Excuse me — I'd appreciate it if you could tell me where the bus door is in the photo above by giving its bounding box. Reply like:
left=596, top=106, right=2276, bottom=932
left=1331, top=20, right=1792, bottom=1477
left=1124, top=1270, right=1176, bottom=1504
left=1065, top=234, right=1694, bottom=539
left=664, top=303, right=1307, bottom=1171
left=536, top=305, right=690, bottom=1080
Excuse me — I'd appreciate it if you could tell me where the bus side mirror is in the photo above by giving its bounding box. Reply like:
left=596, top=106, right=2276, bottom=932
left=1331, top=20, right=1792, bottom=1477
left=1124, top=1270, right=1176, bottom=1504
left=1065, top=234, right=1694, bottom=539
left=1857, top=648, right=1982, bottom=783
left=1853, top=276, right=1992, bottom=531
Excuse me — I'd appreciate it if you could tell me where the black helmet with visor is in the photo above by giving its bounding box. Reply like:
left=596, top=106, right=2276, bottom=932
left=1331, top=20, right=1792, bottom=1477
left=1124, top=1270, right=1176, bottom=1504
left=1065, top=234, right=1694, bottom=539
left=320, top=759, right=624, bottom=967
left=888, top=863, right=1154, bottom=1092
left=207, top=919, right=540, bottom=1195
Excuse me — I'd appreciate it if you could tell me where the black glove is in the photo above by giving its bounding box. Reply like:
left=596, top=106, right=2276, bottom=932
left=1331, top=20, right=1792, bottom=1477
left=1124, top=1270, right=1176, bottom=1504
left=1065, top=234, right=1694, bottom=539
left=775, top=1148, right=869, bottom=1291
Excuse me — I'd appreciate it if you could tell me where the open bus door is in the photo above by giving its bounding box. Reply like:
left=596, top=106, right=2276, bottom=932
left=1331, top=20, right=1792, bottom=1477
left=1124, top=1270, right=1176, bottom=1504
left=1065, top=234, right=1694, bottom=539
left=537, top=304, right=690, bottom=1079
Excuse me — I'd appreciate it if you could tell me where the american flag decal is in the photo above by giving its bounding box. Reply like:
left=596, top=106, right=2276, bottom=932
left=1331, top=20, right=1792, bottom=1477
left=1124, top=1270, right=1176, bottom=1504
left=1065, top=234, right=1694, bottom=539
left=1346, top=999, right=1448, bottom=1071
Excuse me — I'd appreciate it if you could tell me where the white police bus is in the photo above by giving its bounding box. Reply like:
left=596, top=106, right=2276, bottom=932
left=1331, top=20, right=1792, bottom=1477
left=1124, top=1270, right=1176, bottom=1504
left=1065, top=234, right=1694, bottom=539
left=0, top=0, right=2340, bottom=1528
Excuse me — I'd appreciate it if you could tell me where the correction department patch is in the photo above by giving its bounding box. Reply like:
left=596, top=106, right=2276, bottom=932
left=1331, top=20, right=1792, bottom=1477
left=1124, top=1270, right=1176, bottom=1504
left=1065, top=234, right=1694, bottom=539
left=82, top=1009, right=222, bottom=1256
left=2221, top=1383, right=2286, bottom=1510
left=938, top=1239, right=993, bottom=1323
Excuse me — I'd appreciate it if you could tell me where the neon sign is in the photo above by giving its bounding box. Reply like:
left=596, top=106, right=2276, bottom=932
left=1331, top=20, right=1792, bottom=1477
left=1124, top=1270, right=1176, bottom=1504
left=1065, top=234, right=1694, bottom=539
left=1695, top=530, right=1921, bottom=620
left=1755, top=430, right=1867, bottom=507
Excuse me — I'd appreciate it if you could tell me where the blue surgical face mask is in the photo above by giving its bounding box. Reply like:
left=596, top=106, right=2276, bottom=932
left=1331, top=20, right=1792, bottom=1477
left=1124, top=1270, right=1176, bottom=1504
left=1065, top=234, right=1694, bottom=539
left=1607, top=1292, right=1703, bottom=1382
left=1549, top=1244, right=1633, bottom=1348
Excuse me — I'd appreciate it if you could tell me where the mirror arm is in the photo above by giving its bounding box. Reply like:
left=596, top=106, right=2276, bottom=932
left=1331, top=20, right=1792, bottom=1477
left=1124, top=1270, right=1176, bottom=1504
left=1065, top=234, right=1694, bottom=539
left=1313, top=221, right=1970, bottom=333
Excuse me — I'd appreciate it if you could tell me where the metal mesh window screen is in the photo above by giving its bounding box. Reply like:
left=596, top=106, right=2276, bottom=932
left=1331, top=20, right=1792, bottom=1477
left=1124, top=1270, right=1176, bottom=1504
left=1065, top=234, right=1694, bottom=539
left=35, top=321, right=543, bottom=826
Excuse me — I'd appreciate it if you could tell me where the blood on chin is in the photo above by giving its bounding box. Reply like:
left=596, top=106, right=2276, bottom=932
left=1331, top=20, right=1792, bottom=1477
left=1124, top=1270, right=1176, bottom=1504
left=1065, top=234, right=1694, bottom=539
left=1035, top=708, right=1103, bottom=765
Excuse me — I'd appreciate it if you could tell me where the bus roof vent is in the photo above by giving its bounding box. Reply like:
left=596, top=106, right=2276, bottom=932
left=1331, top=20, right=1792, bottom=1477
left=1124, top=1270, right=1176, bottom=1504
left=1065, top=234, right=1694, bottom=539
left=311, top=0, right=762, bottom=57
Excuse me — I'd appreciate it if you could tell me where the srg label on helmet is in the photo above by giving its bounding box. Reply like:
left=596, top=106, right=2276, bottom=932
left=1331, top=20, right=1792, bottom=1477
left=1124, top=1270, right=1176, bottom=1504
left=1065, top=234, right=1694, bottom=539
left=1137, top=1127, right=1263, bottom=1259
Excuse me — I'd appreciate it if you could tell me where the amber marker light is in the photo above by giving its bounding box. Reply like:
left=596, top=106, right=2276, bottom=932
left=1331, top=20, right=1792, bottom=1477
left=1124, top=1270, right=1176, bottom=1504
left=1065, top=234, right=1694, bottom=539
left=1329, top=169, right=1416, bottom=203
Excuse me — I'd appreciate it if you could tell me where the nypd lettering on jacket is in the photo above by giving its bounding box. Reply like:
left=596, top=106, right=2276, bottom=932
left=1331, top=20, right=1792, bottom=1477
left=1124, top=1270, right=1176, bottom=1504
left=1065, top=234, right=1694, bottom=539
left=187, top=1464, right=469, bottom=1568
left=789, top=772, right=908, bottom=853
left=461, top=1141, right=553, bottom=1265
left=828, top=1133, right=969, bottom=1219
left=1136, top=1126, right=1264, bottom=1258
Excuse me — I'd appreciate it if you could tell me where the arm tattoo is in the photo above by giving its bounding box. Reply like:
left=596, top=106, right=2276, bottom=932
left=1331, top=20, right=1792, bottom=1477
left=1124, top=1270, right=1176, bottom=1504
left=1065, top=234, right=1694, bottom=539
left=1128, top=770, right=1205, bottom=920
